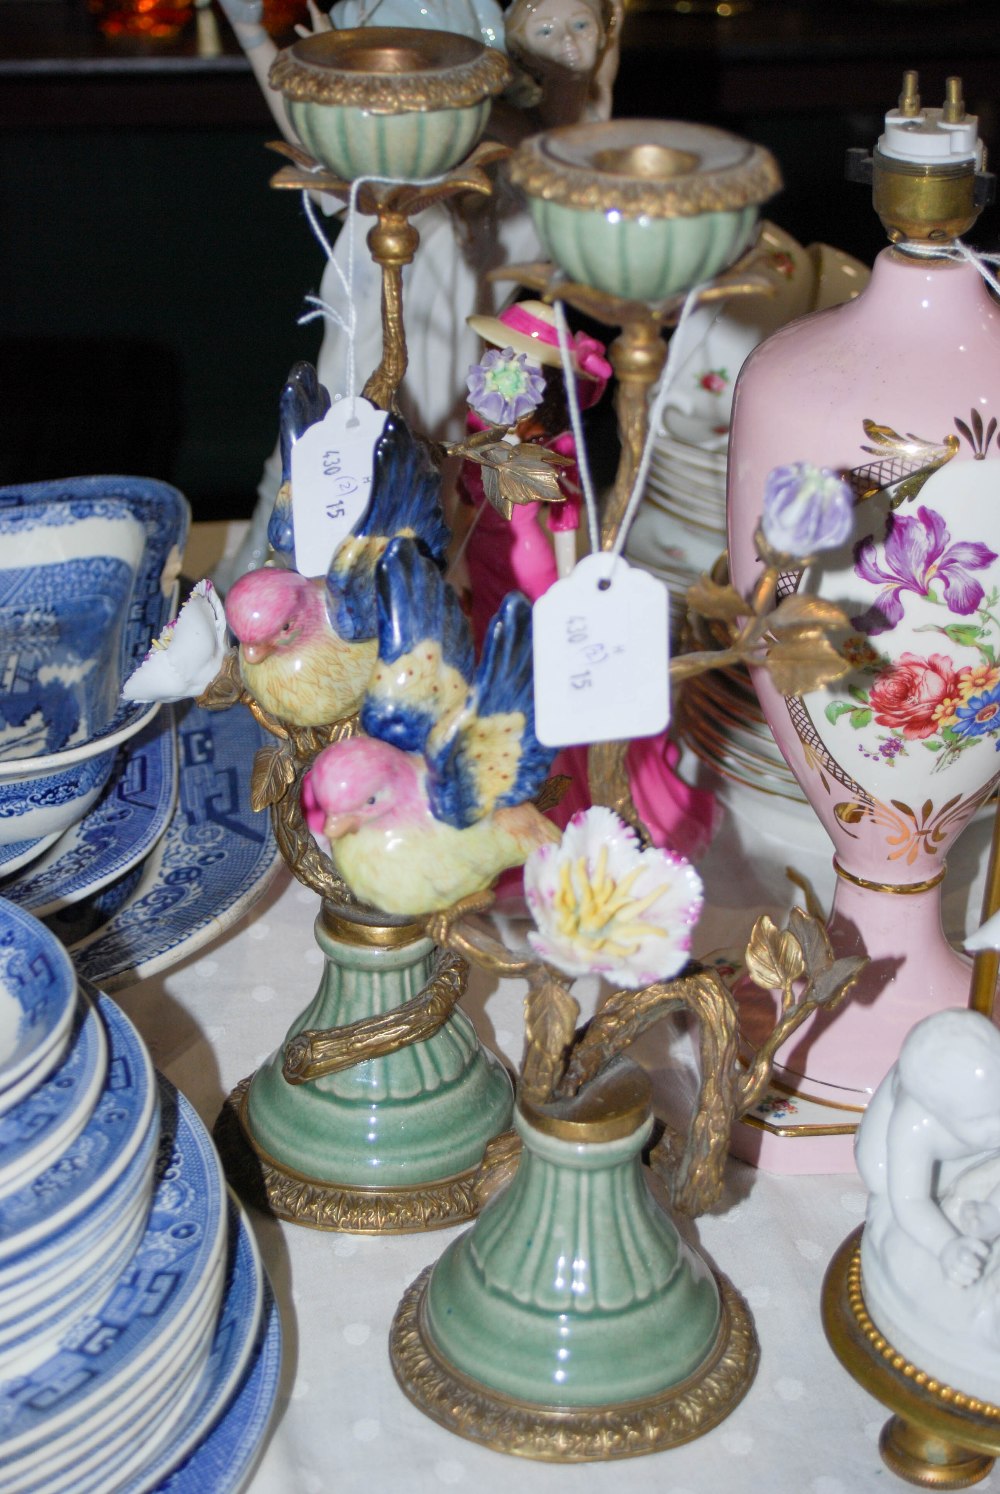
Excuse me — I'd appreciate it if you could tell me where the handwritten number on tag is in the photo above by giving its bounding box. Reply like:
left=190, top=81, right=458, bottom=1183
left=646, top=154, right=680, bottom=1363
left=291, top=397, right=387, bottom=577
left=532, top=553, right=670, bottom=748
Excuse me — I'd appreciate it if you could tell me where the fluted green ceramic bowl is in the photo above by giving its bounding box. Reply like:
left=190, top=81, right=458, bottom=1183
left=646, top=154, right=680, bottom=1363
left=270, top=29, right=510, bottom=182
left=509, top=120, right=782, bottom=304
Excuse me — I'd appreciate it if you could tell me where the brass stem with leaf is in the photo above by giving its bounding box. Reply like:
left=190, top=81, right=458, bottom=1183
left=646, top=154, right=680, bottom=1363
left=432, top=902, right=866, bottom=1220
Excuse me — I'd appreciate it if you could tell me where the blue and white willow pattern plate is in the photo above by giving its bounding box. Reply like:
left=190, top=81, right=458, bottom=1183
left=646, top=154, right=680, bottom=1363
left=0, top=896, right=77, bottom=1104
left=78, top=1196, right=270, bottom=1494
left=0, top=990, right=106, bottom=1198
left=151, top=1289, right=282, bottom=1494
left=73, top=700, right=280, bottom=991
left=0, top=992, right=156, bottom=1262
left=0, top=1072, right=227, bottom=1478
left=0, top=833, right=61, bottom=880
left=6, top=707, right=177, bottom=918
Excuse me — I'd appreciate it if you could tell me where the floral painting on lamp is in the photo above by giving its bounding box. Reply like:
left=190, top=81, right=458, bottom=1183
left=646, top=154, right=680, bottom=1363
left=763, top=419, right=1000, bottom=864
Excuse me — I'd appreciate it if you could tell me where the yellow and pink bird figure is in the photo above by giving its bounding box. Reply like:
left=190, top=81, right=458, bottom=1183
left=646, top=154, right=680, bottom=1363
left=224, top=363, right=450, bottom=729
left=302, top=538, right=560, bottom=916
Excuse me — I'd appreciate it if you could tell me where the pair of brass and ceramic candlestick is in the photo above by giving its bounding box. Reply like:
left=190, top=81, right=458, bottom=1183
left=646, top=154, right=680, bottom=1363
left=189, top=27, right=859, bottom=1461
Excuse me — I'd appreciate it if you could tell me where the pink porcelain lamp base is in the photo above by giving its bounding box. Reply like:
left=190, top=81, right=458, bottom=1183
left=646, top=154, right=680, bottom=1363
left=730, top=868, right=976, bottom=1175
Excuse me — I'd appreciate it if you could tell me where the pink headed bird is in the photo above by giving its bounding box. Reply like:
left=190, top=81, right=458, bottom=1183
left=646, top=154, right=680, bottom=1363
left=303, top=538, right=559, bottom=915
left=225, top=365, right=449, bottom=728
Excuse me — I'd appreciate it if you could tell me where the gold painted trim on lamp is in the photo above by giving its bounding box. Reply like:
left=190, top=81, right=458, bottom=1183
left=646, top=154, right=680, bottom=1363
left=519, top=1062, right=652, bottom=1143
left=390, top=1265, right=759, bottom=1461
left=833, top=860, right=947, bottom=896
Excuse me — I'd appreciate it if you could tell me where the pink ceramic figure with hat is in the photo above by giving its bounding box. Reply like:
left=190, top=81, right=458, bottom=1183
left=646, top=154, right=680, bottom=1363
left=459, top=300, right=720, bottom=861
left=460, top=297, right=610, bottom=643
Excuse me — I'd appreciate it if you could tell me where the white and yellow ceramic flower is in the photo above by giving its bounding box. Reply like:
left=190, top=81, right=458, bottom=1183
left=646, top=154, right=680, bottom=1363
left=123, top=579, right=227, bottom=703
left=524, top=806, right=704, bottom=987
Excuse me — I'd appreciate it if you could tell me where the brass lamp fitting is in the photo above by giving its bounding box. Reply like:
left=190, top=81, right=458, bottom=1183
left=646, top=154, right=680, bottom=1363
left=845, top=72, right=996, bottom=242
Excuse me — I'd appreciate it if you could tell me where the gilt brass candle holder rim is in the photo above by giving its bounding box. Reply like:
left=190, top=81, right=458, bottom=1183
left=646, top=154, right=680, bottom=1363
left=269, top=28, right=511, bottom=114
left=518, top=1058, right=652, bottom=1144
left=508, top=119, right=782, bottom=219
left=216, top=1075, right=485, bottom=1234
left=823, top=1228, right=1000, bottom=1488
left=390, top=1262, right=758, bottom=1461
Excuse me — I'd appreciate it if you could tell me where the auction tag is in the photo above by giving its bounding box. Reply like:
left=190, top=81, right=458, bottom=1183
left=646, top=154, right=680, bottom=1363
left=532, top=552, right=670, bottom=747
left=291, top=395, right=388, bottom=577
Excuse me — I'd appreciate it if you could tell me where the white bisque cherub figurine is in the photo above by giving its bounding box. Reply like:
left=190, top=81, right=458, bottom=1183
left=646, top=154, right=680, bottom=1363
left=856, top=1008, right=1000, bottom=1402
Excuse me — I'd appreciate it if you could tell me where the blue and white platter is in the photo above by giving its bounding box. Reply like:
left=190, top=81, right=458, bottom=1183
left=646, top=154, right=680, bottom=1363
left=0, top=993, right=156, bottom=1264
left=71, top=700, right=280, bottom=991
left=0, top=898, right=77, bottom=1112
left=0, top=1072, right=227, bottom=1481
left=0, top=991, right=106, bottom=1199
left=4, top=708, right=177, bottom=918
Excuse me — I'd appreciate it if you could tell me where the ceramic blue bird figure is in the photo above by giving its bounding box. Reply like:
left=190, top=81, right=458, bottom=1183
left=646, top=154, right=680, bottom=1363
left=303, top=537, right=560, bottom=914
left=224, top=368, right=450, bottom=728
left=265, top=359, right=331, bottom=561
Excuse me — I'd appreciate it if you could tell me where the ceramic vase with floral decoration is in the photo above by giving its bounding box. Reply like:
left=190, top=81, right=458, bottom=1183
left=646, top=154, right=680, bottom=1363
left=728, top=236, right=1000, bottom=1144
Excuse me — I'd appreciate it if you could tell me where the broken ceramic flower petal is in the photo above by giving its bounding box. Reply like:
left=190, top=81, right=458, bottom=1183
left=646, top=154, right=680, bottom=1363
left=122, top=578, right=228, bottom=703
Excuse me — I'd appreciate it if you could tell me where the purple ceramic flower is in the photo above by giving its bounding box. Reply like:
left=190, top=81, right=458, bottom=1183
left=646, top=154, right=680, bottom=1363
left=761, top=463, right=854, bottom=556
left=852, top=505, right=997, bottom=635
left=466, top=347, right=546, bottom=426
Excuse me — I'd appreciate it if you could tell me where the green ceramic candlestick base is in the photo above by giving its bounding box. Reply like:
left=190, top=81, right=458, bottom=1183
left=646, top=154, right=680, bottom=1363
left=390, top=1059, right=759, bottom=1458
left=220, top=903, right=513, bottom=1233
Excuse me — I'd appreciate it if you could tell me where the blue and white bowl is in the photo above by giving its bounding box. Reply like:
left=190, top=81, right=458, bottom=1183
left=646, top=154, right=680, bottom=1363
left=0, top=477, right=189, bottom=846
left=0, top=898, right=77, bottom=1110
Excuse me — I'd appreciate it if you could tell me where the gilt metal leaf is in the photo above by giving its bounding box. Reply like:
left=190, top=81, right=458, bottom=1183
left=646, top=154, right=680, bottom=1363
left=745, top=914, right=806, bottom=991
left=476, top=443, right=571, bottom=519
left=767, top=595, right=851, bottom=634
left=786, top=906, right=834, bottom=977
left=763, top=633, right=852, bottom=695
left=251, top=744, right=296, bottom=813
left=521, top=976, right=580, bottom=1106
left=809, top=955, right=866, bottom=1012
left=687, top=574, right=747, bottom=623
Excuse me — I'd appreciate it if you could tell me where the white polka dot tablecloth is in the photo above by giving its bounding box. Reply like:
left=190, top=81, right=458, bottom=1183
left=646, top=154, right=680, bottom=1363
left=111, top=777, right=1000, bottom=1494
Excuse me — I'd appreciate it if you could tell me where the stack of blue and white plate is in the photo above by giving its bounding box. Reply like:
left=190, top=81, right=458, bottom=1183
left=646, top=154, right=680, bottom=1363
left=0, top=897, right=281, bottom=1493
